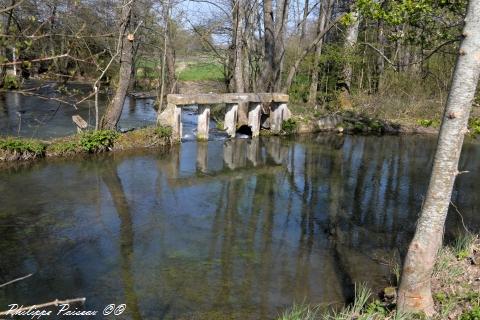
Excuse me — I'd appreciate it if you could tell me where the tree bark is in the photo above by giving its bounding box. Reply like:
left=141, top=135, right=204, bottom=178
left=397, top=0, right=480, bottom=315
left=165, top=17, right=176, bottom=94
left=157, top=0, right=176, bottom=116
left=372, top=17, right=386, bottom=92
left=0, top=0, right=15, bottom=87
left=341, top=11, right=360, bottom=91
left=233, top=0, right=245, bottom=93
left=260, top=0, right=275, bottom=91
left=100, top=0, right=135, bottom=130
left=273, top=0, right=289, bottom=92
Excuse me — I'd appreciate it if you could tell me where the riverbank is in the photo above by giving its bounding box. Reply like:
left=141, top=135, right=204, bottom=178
left=287, top=111, right=440, bottom=136
left=0, top=126, right=173, bottom=164
left=279, top=234, right=480, bottom=320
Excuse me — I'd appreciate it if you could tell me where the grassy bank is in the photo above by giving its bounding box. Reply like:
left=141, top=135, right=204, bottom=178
left=0, top=126, right=173, bottom=163
left=279, top=234, right=480, bottom=320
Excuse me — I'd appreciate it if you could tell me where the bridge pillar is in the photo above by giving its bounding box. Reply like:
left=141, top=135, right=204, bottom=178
left=197, top=105, right=210, bottom=141
left=224, top=104, right=238, bottom=138
left=172, top=104, right=182, bottom=140
left=270, top=102, right=288, bottom=133
left=248, top=103, right=262, bottom=137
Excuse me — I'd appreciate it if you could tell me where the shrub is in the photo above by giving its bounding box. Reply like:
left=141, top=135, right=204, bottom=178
left=417, top=119, right=440, bottom=128
left=469, top=117, right=480, bottom=136
left=48, top=140, right=79, bottom=155
left=155, top=125, right=172, bottom=138
left=0, top=137, right=46, bottom=156
left=3, top=74, right=20, bottom=89
left=79, top=130, right=119, bottom=153
left=282, top=118, right=298, bottom=135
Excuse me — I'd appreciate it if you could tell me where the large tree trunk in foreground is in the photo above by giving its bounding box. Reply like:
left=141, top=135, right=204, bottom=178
left=100, top=0, right=135, bottom=130
left=397, top=0, right=480, bottom=315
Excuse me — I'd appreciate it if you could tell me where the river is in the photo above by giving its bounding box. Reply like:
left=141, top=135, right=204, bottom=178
left=0, top=133, right=479, bottom=319
left=0, top=81, right=157, bottom=139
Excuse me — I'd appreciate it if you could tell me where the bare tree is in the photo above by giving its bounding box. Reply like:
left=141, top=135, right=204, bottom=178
left=100, top=0, right=136, bottom=130
left=397, top=0, right=480, bottom=315
left=308, top=0, right=334, bottom=104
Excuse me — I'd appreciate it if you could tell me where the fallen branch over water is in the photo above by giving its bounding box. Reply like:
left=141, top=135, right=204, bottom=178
left=0, top=273, right=33, bottom=288
left=0, top=298, right=86, bottom=316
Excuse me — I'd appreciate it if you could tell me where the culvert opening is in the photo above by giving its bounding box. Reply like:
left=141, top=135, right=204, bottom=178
left=236, top=125, right=252, bottom=137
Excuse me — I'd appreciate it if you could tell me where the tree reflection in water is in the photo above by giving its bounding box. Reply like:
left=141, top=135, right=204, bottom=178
left=0, top=135, right=478, bottom=319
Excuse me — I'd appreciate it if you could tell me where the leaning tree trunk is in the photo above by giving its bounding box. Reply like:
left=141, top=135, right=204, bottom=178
left=100, top=0, right=135, bottom=130
left=397, top=0, right=480, bottom=315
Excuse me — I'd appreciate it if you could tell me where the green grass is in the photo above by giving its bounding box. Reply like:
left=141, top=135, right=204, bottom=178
left=279, top=303, right=319, bottom=320
left=460, top=306, right=480, bottom=320
left=178, top=62, right=224, bottom=81
left=136, top=58, right=160, bottom=79
left=453, top=233, right=477, bottom=260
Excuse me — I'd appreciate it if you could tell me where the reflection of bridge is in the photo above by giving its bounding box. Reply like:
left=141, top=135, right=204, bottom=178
left=166, top=138, right=290, bottom=186
left=158, top=93, right=291, bottom=140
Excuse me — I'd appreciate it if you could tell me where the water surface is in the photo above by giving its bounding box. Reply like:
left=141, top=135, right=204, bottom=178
left=0, top=134, right=479, bottom=319
left=0, top=81, right=157, bottom=139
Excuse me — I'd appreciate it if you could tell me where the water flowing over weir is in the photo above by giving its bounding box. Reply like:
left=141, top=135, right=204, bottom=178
left=0, top=134, right=479, bottom=319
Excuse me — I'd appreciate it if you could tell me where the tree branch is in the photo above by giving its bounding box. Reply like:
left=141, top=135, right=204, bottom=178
left=0, top=273, right=32, bottom=288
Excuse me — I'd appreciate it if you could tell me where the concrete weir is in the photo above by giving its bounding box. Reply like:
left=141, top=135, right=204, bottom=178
left=159, top=93, right=290, bottom=141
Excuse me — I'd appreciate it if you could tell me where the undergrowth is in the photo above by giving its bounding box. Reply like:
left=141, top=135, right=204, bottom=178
left=280, top=234, right=480, bottom=320
left=282, top=118, right=298, bottom=135
left=0, top=126, right=174, bottom=162
left=0, top=138, right=46, bottom=155
left=79, top=130, right=119, bottom=153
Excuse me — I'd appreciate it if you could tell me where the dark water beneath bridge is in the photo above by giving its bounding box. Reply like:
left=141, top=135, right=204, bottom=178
left=0, top=134, right=479, bottom=319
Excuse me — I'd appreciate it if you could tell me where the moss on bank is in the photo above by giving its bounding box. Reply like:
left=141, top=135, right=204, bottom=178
left=0, top=126, right=173, bottom=162
left=279, top=234, right=480, bottom=320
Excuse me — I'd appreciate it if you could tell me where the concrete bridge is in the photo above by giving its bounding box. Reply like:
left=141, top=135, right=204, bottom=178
left=158, top=93, right=291, bottom=140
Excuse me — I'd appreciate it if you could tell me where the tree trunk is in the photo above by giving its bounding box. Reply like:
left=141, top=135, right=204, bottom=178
left=372, top=18, right=385, bottom=92
left=260, top=0, right=275, bottom=91
left=282, top=14, right=344, bottom=92
left=165, top=19, right=176, bottom=94
left=0, top=0, right=15, bottom=87
left=100, top=0, right=135, bottom=130
left=233, top=0, right=245, bottom=93
left=341, top=11, right=360, bottom=91
left=156, top=0, right=176, bottom=118
left=273, top=0, right=289, bottom=92
left=397, top=0, right=480, bottom=315
left=307, top=0, right=334, bottom=105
